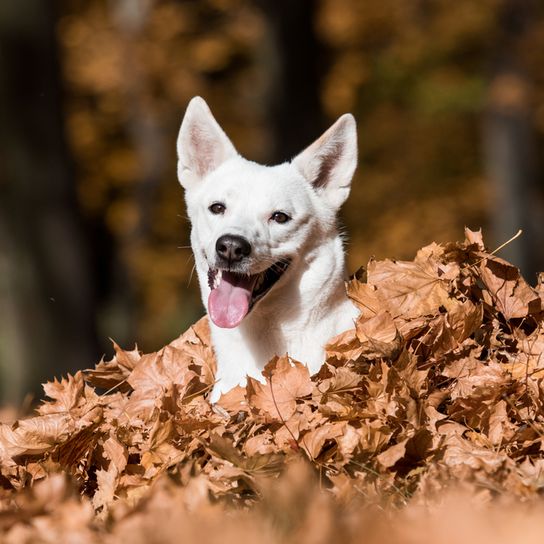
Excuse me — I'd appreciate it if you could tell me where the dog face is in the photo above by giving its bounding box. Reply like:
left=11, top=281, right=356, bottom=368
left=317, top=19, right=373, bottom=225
left=177, top=97, right=357, bottom=329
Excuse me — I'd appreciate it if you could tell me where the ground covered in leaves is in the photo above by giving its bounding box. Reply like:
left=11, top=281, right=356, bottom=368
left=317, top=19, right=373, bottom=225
left=1, top=229, right=544, bottom=543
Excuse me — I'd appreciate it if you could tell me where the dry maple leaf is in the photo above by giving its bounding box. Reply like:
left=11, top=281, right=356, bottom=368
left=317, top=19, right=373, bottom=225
left=103, top=436, right=128, bottom=474
left=84, top=343, right=141, bottom=391
left=377, top=429, right=433, bottom=470
left=207, top=434, right=283, bottom=476
left=244, top=431, right=277, bottom=456
left=464, top=227, right=486, bottom=250
left=39, top=372, right=89, bottom=415
left=273, top=408, right=314, bottom=450
left=442, top=435, right=513, bottom=474
left=479, top=257, right=541, bottom=319
left=125, top=346, right=198, bottom=421
left=128, top=346, right=194, bottom=393
left=169, top=316, right=211, bottom=351
left=487, top=400, right=516, bottom=446
left=300, top=422, right=345, bottom=459
left=508, top=326, right=544, bottom=379
left=91, top=467, right=118, bottom=514
left=366, top=254, right=458, bottom=319
left=53, top=424, right=100, bottom=475
left=315, top=366, right=362, bottom=394
left=447, top=299, right=484, bottom=344
left=0, top=406, right=101, bottom=458
left=377, top=439, right=409, bottom=469
left=325, top=328, right=363, bottom=363
left=356, top=311, right=402, bottom=359
left=444, top=356, right=507, bottom=400
left=216, top=385, right=248, bottom=414
left=346, top=279, right=381, bottom=317
left=247, top=356, right=313, bottom=422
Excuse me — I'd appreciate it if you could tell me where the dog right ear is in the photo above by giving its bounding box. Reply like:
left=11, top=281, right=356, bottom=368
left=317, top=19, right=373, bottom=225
left=292, top=114, right=357, bottom=210
left=177, top=97, right=238, bottom=189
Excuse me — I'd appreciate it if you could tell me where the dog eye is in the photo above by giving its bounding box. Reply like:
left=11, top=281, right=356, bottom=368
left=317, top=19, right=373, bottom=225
left=270, top=211, right=291, bottom=224
left=209, top=203, right=226, bottom=215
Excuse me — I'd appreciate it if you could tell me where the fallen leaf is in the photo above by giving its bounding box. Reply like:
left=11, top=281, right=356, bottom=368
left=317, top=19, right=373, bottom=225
left=479, top=257, right=541, bottom=319
left=356, top=311, right=402, bottom=359
left=301, top=422, right=345, bottom=459
left=247, top=357, right=312, bottom=421
left=367, top=255, right=457, bottom=319
left=377, top=439, right=408, bottom=469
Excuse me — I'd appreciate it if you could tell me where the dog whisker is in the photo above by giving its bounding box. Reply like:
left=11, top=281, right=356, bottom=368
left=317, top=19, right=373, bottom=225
left=187, top=262, right=196, bottom=287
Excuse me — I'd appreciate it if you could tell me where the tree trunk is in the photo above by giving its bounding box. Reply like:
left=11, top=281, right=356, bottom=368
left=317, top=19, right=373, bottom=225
left=256, top=0, right=326, bottom=164
left=0, top=1, right=99, bottom=402
left=483, top=0, right=543, bottom=281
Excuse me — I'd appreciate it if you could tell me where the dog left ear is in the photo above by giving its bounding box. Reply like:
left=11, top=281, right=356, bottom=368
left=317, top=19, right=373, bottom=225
left=292, top=114, right=357, bottom=209
left=177, top=96, right=238, bottom=189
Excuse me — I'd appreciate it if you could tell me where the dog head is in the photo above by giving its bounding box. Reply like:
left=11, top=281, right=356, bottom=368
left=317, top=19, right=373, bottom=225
left=177, top=96, right=357, bottom=329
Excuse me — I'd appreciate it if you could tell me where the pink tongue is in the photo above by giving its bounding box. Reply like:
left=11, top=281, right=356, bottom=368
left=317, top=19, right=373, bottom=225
left=208, top=272, right=256, bottom=328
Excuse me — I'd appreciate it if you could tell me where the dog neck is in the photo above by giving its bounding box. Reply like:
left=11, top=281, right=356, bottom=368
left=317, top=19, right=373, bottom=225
left=236, top=229, right=352, bottom=333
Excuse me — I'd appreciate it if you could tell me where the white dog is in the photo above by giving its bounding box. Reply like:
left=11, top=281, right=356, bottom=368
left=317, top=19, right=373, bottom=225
left=177, top=97, right=360, bottom=402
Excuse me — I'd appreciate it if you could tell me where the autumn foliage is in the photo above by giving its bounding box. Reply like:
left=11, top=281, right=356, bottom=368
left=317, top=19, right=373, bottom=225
left=2, top=229, right=544, bottom=542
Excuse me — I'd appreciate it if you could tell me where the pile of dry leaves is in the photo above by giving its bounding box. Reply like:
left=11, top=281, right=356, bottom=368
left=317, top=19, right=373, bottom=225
left=1, top=228, right=544, bottom=542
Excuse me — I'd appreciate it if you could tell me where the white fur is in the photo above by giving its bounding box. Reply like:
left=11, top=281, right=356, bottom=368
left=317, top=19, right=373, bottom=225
left=177, top=96, right=360, bottom=402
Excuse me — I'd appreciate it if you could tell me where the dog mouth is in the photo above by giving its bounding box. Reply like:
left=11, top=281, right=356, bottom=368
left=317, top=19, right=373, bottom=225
left=206, top=260, right=290, bottom=329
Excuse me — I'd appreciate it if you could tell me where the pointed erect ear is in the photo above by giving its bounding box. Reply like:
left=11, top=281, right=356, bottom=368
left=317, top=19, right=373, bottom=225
left=177, top=96, right=238, bottom=189
left=292, top=114, right=358, bottom=209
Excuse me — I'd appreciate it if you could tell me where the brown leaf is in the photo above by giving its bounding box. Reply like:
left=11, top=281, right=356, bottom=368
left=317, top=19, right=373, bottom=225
left=509, top=326, right=544, bottom=380
left=84, top=343, right=140, bottom=391
left=377, top=439, right=408, bottom=468
left=347, top=279, right=381, bottom=316
left=128, top=346, right=193, bottom=393
left=449, top=300, right=483, bottom=341
left=337, top=425, right=361, bottom=460
left=444, top=356, right=507, bottom=399
left=273, top=408, right=314, bottom=449
left=207, top=434, right=283, bottom=475
left=315, top=365, right=361, bottom=394
left=479, top=257, right=541, bottom=319
left=367, top=255, right=458, bottom=319
left=356, top=311, right=402, bottom=359
left=53, top=424, right=100, bottom=474
left=40, top=373, right=87, bottom=415
left=169, top=316, right=210, bottom=350
left=301, top=422, right=345, bottom=459
left=488, top=400, right=516, bottom=446
left=442, top=435, right=512, bottom=474
left=112, top=342, right=141, bottom=371
left=464, top=227, right=485, bottom=250
left=358, top=421, right=393, bottom=455
left=247, top=357, right=312, bottom=422
left=1, top=415, right=76, bottom=457
left=216, top=385, right=248, bottom=414
left=244, top=432, right=276, bottom=456
left=125, top=346, right=198, bottom=420
left=91, top=467, right=117, bottom=513
left=103, top=436, right=128, bottom=474
left=325, top=328, right=363, bottom=362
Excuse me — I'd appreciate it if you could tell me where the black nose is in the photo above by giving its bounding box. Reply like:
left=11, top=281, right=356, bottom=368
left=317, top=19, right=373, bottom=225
left=215, top=234, right=251, bottom=263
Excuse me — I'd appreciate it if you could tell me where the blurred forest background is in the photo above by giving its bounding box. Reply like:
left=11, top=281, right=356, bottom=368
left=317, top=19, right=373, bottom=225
left=0, top=0, right=543, bottom=403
